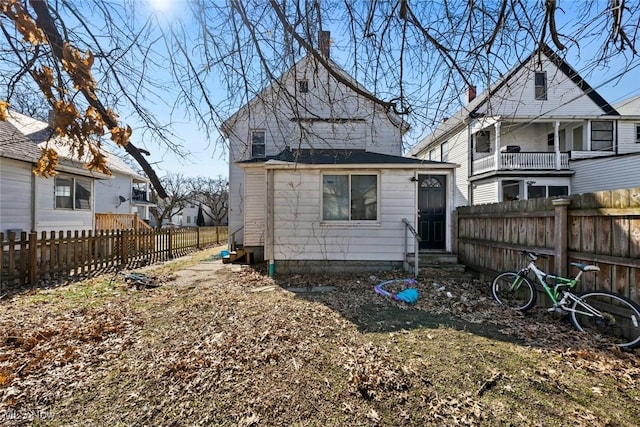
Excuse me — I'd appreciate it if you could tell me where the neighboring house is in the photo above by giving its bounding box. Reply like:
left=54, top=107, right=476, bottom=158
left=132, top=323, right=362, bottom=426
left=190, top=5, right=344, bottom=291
left=570, top=94, right=640, bottom=194
left=408, top=43, right=626, bottom=206
left=1, top=112, right=107, bottom=234
left=222, top=41, right=457, bottom=272
left=4, top=111, right=153, bottom=233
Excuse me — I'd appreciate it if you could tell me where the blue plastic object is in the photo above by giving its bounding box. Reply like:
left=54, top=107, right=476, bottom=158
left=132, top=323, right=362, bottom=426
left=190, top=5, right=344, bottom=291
left=374, top=278, right=419, bottom=304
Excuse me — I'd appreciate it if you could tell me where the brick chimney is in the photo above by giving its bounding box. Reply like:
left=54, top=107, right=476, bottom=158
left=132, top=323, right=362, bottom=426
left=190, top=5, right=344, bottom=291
left=466, top=85, right=477, bottom=103
left=318, top=31, right=330, bottom=58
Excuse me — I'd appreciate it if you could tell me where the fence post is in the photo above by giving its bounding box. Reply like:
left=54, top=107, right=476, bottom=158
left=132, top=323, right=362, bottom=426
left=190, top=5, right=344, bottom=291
left=552, top=198, right=571, bottom=277
left=451, top=208, right=458, bottom=255
left=120, top=230, right=129, bottom=266
left=29, top=232, right=37, bottom=285
left=197, top=227, right=200, bottom=249
left=168, top=228, right=173, bottom=259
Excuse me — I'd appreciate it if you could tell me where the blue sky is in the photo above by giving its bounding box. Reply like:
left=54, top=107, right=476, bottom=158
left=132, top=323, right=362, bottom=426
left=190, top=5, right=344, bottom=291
left=132, top=0, right=640, bottom=180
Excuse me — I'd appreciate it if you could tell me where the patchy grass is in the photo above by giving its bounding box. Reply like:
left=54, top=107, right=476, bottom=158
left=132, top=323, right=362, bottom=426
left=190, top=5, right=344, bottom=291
left=1, top=249, right=639, bottom=426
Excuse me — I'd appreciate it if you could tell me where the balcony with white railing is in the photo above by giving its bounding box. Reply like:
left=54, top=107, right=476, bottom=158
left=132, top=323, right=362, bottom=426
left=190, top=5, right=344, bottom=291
left=472, top=152, right=570, bottom=175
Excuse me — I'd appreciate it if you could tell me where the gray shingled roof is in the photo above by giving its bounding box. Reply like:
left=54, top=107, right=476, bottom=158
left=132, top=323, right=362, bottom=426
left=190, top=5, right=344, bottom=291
left=0, top=120, right=41, bottom=162
left=238, top=148, right=451, bottom=166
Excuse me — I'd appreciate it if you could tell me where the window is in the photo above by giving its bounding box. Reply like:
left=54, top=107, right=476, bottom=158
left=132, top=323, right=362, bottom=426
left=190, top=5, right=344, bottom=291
left=428, top=149, right=435, bottom=161
left=635, top=124, right=640, bottom=143
left=298, top=80, right=309, bottom=93
left=55, top=176, right=91, bottom=210
left=186, top=216, right=191, bottom=224
left=535, top=71, right=547, bottom=100
left=527, top=184, right=569, bottom=199
left=591, top=121, right=613, bottom=151
left=251, top=130, right=266, bottom=158
left=547, top=133, right=554, bottom=146
left=440, top=141, right=449, bottom=161
left=474, top=131, right=491, bottom=153
left=322, top=174, right=377, bottom=221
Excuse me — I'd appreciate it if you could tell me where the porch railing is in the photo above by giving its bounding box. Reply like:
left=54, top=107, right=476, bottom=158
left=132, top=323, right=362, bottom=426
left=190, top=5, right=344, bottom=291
left=402, top=218, right=421, bottom=278
left=473, top=152, right=569, bottom=175
left=95, top=213, right=152, bottom=231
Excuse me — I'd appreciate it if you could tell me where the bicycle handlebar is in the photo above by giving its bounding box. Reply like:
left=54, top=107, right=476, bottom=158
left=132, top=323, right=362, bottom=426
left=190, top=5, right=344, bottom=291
left=519, top=250, right=548, bottom=260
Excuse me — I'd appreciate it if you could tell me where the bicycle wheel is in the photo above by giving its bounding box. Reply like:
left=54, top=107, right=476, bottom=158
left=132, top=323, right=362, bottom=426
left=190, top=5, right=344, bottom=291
left=569, top=290, right=640, bottom=349
left=491, top=271, right=537, bottom=311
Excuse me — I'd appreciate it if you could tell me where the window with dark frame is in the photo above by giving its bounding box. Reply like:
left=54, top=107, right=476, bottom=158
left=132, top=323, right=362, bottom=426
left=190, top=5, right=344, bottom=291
left=251, top=130, right=266, bottom=158
left=535, top=71, right=547, bottom=100
left=635, top=124, right=640, bottom=143
left=474, top=131, right=491, bottom=153
left=298, top=80, right=309, bottom=93
left=590, top=121, right=614, bottom=151
left=54, top=176, right=91, bottom=210
left=441, top=141, right=449, bottom=161
left=322, top=174, right=378, bottom=221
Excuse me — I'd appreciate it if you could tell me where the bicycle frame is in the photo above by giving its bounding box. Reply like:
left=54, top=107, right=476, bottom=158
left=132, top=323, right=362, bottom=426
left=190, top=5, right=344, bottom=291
left=520, top=260, right=582, bottom=304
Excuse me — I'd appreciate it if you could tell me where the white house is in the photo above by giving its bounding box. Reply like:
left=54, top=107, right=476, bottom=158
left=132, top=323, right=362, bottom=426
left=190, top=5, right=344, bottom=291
left=408, top=43, right=625, bottom=206
left=1, top=113, right=106, bottom=234
left=570, top=94, right=640, bottom=194
left=3, top=110, right=154, bottom=234
left=222, top=44, right=458, bottom=273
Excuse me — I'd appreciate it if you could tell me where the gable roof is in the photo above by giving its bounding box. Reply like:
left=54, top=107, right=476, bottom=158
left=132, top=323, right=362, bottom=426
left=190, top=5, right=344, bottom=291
left=0, top=119, right=42, bottom=162
left=238, top=148, right=453, bottom=167
left=408, top=43, right=619, bottom=156
left=221, top=55, right=409, bottom=135
left=614, top=94, right=640, bottom=116
left=6, top=110, right=147, bottom=181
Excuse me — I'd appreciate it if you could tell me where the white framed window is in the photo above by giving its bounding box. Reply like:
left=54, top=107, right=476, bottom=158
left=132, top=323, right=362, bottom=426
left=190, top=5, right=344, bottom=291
left=428, top=149, right=435, bottom=161
left=54, top=176, right=91, bottom=210
left=322, top=174, right=378, bottom=221
left=591, top=121, right=614, bottom=151
left=474, top=131, right=491, bottom=153
left=534, top=71, right=547, bottom=100
left=251, top=130, right=266, bottom=158
left=440, top=141, right=449, bottom=161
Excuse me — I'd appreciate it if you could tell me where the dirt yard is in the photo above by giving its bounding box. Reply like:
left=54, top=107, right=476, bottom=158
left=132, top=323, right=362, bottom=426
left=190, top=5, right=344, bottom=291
left=1, top=248, right=639, bottom=426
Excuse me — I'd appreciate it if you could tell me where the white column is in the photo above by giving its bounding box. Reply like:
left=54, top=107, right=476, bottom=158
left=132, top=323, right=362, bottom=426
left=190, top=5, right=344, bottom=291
left=554, top=121, right=561, bottom=170
left=494, top=121, right=501, bottom=169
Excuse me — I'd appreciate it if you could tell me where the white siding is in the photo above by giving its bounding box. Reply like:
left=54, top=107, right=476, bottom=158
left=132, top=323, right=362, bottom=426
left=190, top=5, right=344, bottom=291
left=617, top=120, right=640, bottom=154
left=0, top=158, right=33, bottom=233
left=571, top=154, right=640, bottom=194
left=34, top=174, right=94, bottom=233
left=244, top=169, right=266, bottom=246
left=476, top=56, right=607, bottom=118
left=272, top=168, right=416, bottom=261
left=94, top=174, right=134, bottom=214
left=473, top=180, right=499, bottom=205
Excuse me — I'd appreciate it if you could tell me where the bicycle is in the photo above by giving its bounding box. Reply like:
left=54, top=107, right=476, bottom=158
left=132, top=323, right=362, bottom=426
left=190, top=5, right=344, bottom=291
left=491, top=250, right=640, bottom=349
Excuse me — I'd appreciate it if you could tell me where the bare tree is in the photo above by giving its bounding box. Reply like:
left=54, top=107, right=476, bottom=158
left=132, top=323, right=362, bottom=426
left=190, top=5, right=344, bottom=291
left=1, top=0, right=638, bottom=176
left=149, top=173, right=193, bottom=230
left=190, top=176, right=229, bottom=226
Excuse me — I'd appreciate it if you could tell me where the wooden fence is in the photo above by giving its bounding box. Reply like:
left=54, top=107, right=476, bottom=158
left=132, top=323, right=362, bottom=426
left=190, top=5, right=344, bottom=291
left=1, top=226, right=228, bottom=292
left=454, top=187, right=640, bottom=305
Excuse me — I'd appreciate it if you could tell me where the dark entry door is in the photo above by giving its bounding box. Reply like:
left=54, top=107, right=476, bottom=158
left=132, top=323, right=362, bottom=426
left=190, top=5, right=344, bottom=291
left=418, top=175, right=446, bottom=250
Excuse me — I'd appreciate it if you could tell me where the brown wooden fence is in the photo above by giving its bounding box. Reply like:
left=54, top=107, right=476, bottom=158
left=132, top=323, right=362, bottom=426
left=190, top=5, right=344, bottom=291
left=454, top=187, right=640, bottom=305
left=1, top=226, right=228, bottom=293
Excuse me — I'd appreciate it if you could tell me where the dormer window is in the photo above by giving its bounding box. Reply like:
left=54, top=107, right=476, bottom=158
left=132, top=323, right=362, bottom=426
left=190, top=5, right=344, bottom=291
left=251, top=130, right=266, bottom=158
left=535, top=72, right=547, bottom=100
left=298, top=80, right=309, bottom=93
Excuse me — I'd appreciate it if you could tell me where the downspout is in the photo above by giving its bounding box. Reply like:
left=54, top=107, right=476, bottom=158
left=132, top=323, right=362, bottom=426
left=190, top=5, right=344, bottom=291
left=31, top=165, right=36, bottom=231
left=266, top=168, right=275, bottom=277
